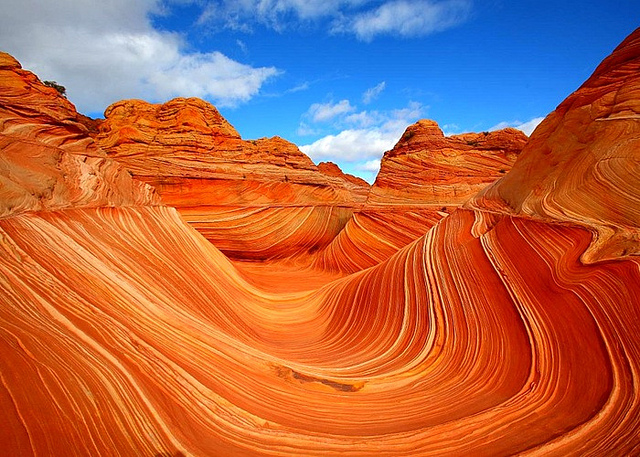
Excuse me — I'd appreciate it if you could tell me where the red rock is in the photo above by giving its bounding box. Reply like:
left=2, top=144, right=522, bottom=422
left=96, top=98, right=369, bottom=259
left=313, top=121, right=527, bottom=272
left=1, top=27, right=640, bottom=457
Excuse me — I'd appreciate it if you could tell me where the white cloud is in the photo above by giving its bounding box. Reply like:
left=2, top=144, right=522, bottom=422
left=297, top=122, right=320, bottom=136
left=236, top=39, right=248, bottom=53
left=308, top=99, right=356, bottom=122
left=490, top=117, right=545, bottom=136
left=301, top=129, right=397, bottom=161
left=0, top=0, right=279, bottom=114
left=362, top=81, right=386, bottom=104
left=287, top=82, right=310, bottom=93
left=198, top=0, right=367, bottom=31
left=344, top=110, right=381, bottom=128
left=442, top=123, right=461, bottom=136
left=358, top=159, right=381, bottom=172
left=300, top=100, right=423, bottom=181
left=340, top=0, right=472, bottom=41
left=355, top=159, right=381, bottom=183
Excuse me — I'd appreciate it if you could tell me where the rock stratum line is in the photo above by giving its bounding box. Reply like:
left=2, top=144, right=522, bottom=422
left=1, top=28, right=640, bottom=456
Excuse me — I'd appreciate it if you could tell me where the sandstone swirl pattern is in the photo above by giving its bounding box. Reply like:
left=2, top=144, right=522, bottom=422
left=1, top=27, right=640, bottom=457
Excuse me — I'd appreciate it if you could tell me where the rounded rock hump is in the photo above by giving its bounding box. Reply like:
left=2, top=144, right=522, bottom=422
left=386, top=119, right=448, bottom=158
left=469, top=27, right=640, bottom=263
left=369, top=119, right=527, bottom=207
left=99, top=98, right=240, bottom=152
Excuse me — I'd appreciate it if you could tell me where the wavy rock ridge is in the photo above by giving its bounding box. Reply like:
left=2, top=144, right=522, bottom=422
left=1, top=27, right=640, bottom=456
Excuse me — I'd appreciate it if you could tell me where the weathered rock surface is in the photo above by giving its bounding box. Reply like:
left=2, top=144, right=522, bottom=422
left=0, top=52, right=158, bottom=218
left=468, top=29, right=640, bottom=264
left=313, top=121, right=527, bottom=272
left=95, top=99, right=369, bottom=259
left=1, top=27, right=640, bottom=457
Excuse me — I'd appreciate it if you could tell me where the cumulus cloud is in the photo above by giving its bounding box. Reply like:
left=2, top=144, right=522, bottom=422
left=307, top=100, right=356, bottom=122
left=0, top=0, right=279, bottom=114
left=362, top=81, right=386, bottom=104
left=490, top=117, right=545, bottom=136
left=357, top=159, right=381, bottom=173
left=301, top=129, right=397, bottom=161
left=197, top=0, right=471, bottom=41
left=300, top=100, right=423, bottom=182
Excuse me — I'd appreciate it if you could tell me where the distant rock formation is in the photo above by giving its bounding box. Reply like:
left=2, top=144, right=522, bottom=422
left=95, top=98, right=369, bottom=260
left=313, top=120, right=527, bottom=272
left=317, top=161, right=370, bottom=190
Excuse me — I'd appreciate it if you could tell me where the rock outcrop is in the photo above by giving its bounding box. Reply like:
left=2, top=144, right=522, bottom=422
left=313, top=121, right=527, bottom=272
left=0, top=52, right=158, bottom=219
left=1, top=27, right=640, bottom=457
left=95, top=99, right=369, bottom=260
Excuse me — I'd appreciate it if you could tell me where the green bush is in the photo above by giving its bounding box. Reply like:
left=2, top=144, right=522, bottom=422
left=43, top=80, right=67, bottom=98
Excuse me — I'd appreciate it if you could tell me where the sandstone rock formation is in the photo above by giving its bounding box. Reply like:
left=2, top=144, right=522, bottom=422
left=1, top=26, right=640, bottom=456
left=95, top=98, right=368, bottom=260
left=0, top=52, right=158, bottom=218
left=468, top=29, right=640, bottom=264
left=313, top=121, right=527, bottom=272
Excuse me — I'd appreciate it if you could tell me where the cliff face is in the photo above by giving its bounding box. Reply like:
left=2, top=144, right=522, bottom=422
left=95, top=98, right=369, bottom=260
left=313, top=121, right=527, bottom=272
left=1, top=27, right=640, bottom=457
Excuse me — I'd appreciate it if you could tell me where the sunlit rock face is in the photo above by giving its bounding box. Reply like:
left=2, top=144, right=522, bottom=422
left=95, top=98, right=369, bottom=260
left=1, top=27, right=640, bottom=456
left=313, top=121, right=527, bottom=273
left=468, top=29, right=640, bottom=264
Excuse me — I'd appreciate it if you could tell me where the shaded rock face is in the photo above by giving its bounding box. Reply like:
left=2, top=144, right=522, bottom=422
left=95, top=98, right=369, bottom=260
left=1, top=28, right=640, bottom=457
left=313, top=121, right=527, bottom=272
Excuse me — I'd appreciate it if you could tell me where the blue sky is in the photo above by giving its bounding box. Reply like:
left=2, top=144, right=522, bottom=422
left=1, top=1, right=638, bottom=181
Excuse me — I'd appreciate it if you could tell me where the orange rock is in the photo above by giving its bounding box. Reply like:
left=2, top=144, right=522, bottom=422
left=96, top=98, right=369, bottom=259
left=1, top=27, right=640, bottom=457
left=317, top=161, right=370, bottom=193
left=313, top=121, right=527, bottom=272
left=370, top=121, right=526, bottom=207
left=0, top=52, right=158, bottom=218
left=468, top=28, right=640, bottom=263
